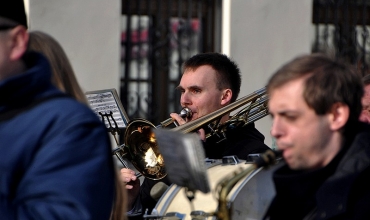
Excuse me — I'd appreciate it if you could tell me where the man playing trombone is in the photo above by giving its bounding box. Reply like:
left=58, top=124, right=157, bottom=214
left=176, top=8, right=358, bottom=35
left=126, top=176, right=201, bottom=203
left=121, top=52, right=270, bottom=218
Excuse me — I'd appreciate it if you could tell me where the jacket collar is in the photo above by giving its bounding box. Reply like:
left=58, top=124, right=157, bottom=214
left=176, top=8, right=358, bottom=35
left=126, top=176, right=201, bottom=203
left=0, top=52, right=53, bottom=108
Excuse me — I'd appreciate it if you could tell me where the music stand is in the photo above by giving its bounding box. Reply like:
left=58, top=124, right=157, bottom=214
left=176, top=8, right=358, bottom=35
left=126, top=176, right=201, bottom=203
left=86, top=88, right=129, bottom=140
left=153, top=128, right=210, bottom=194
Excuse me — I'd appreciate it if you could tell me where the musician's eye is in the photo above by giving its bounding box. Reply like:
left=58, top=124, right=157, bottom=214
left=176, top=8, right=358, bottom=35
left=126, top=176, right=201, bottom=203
left=191, top=88, right=201, bottom=94
left=285, top=115, right=298, bottom=122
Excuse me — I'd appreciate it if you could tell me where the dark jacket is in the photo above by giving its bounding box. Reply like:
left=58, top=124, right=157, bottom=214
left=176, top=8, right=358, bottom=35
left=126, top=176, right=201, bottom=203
left=0, top=52, right=115, bottom=219
left=203, top=122, right=270, bottom=159
left=129, top=122, right=270, bottom=218
left=264, top=122, right=370, bottom=220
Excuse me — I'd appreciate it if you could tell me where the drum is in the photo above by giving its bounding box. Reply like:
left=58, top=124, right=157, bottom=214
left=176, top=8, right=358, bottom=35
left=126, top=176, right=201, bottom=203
left=149, top=160, right=279, bottom=220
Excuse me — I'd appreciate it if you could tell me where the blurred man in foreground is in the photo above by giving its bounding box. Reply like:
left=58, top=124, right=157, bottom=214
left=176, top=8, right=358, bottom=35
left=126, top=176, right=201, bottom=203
left=264, top=53, right=370, bottom=219
left=0, top=1, right=115, bottom=219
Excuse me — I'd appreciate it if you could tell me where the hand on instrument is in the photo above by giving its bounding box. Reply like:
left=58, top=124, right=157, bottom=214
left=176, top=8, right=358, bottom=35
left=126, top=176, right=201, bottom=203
left=170, top=112, right=188, bottom=125
left=170, top=113, right=206, bottom=141
left=120, top=168, right=140, bottom=210
left=196, top=128, right=206, bottom=141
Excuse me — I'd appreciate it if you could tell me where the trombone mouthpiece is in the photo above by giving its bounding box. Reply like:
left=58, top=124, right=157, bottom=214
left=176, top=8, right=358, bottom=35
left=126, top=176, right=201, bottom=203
left=180, top=107, right=192, bottom=119
left=158, top=108, right=193, bottom=128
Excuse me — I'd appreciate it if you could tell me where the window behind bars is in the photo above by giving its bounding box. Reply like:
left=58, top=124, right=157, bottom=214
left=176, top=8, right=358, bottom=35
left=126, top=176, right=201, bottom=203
left=120, top=0, right=222, bottom=125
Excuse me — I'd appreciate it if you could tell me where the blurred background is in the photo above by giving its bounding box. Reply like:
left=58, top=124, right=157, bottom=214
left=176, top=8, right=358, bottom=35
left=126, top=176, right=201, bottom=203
left=26, top=0, right=370, bottom=148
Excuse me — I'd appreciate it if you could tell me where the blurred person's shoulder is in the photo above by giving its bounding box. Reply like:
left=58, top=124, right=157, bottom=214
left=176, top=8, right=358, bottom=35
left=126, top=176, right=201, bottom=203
left=30, top=93, right=102, bottom=126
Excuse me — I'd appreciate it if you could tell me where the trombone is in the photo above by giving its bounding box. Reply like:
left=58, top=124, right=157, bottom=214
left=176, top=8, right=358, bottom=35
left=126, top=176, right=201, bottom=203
left=112, top=108, right=192, bottom=179
left=115, top=87, right=268, bottom=180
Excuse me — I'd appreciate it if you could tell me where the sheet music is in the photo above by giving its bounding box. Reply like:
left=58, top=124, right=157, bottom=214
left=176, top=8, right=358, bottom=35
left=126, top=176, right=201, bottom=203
left=86, top=89, right=129, bottom=129
left=154, top=128, right=210, bottom=193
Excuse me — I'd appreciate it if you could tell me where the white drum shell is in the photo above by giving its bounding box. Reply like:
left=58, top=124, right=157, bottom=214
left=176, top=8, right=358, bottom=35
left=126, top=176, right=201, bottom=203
left=152, top=161, right=279, bottom=220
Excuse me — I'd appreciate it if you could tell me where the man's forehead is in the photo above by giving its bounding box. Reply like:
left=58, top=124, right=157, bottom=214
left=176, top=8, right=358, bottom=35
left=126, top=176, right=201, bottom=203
left=183, top=67, right=217, bottom=80
left=271, top=78, right=305, bottom=95
left=268, top=80, right=306, bottom=107
left=184, top=64, right=215, bottom=71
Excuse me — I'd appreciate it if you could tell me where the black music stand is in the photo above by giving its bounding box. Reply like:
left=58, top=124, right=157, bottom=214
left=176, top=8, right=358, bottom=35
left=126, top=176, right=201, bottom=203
left=85, top=88, right=129, bottom=137
left=153, top=128, right=210, bottom=194
left=85, top=89, right=131, bottom=167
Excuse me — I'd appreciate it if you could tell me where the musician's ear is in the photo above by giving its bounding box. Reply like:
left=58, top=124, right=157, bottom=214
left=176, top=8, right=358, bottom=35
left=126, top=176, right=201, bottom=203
left=221, top=89, right=232, bottom=105
left=8, top=26, right=29, bottom=61
left=328, top=102, right=349, bottom=131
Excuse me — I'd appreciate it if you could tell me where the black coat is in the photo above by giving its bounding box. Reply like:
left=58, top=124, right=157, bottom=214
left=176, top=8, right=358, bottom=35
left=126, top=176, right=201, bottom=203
left=264, top=122, right=370, bottom=220
left=203, top=122, right=271, bottom=159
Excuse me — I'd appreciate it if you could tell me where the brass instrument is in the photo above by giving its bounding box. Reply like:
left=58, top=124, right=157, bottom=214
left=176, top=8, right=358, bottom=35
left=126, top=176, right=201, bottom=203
left=113, top=108, right=192, bottom=180
left=117, top=87, right=268, bottom=180
left=172, top=87, right=268, bottom=134
left=159, top=108, right=192, bottom=127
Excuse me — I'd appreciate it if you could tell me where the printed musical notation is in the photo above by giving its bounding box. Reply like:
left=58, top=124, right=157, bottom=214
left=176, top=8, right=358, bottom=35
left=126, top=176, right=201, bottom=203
left=86, top=89, right=129, bottom=129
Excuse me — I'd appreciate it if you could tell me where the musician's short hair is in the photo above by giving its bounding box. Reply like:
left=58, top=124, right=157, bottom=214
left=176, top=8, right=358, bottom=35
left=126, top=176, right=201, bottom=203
left=182, top=53, right=241, bottom=103
left=267, top=53, right=363, bottom=130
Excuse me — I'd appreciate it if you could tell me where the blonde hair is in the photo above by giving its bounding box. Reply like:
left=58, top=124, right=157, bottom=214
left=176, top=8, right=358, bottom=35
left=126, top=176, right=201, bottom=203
left=110, top=169, right=128, bottom=220
left=28, top=31, right=88, bottom=104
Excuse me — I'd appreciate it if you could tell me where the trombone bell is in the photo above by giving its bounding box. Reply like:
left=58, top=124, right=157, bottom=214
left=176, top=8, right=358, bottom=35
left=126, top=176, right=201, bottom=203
left=124, top=119, right=167, bottom=180
left=121, top=108, right=192, bottom=180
